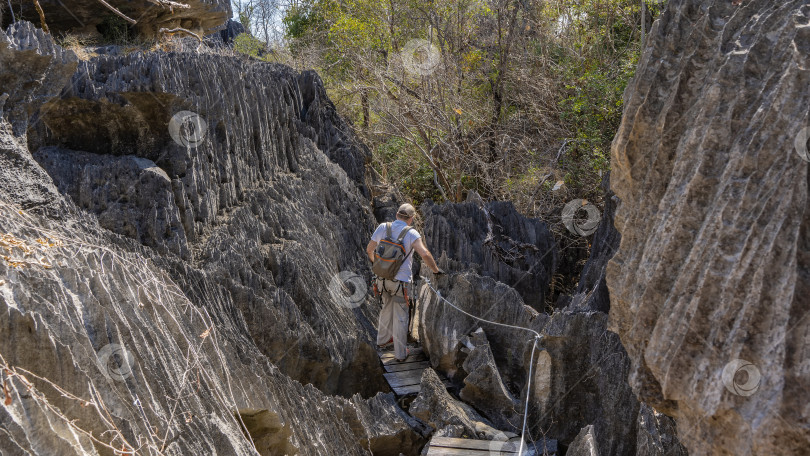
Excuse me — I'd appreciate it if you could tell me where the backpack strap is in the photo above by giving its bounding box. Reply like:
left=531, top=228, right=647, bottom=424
left=396, top=225, right=412, bottom=241
left=398, top=225, right=415, bottom=259
left=385, top=222, right=392, bottom=239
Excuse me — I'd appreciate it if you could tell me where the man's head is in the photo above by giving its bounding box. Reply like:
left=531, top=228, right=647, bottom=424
left=396, top=203, right=417, bottom=223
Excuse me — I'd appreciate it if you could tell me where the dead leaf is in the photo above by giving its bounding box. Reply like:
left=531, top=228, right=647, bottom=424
left=454, top=108, right=463, bottom=115
left=199, top=327, right=211, bottom=339
left=552, top=180, right=564, bottom=191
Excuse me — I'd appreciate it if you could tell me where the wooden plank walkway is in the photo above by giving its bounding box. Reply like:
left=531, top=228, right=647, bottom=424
left=378, top=346, right=451, bottom=396
left=424, top=436, right=558, bottom=456
left=425, top=436, right=520, bottom=455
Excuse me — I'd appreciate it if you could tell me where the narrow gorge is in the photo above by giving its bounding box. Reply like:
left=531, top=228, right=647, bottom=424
left=0, top=0, right=807, bottom=455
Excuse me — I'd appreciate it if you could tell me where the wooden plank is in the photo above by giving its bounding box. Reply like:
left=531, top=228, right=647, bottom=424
left=389, top=378, right=452, bottom=395
left=426, top=447, right=492, bottom=456
left=383, top=369, right=427, bottom=387
left=383, top=360, right=430, bottom=373
left=429, top=437, right=519, bottom=452
left=380, top=352, right=427, bottom=364
left=378, top=346, right=424, bottom=362
left=377, top=346, right=424, bottom=356
left=391, top=383, right=421, bottom=395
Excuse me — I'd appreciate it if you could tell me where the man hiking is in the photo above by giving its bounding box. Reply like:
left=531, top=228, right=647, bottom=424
left=367, top=203, right=443, bottom=362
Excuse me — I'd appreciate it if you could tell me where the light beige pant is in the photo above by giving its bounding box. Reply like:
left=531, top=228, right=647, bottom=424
left=376, top=278, right=411, bottom=360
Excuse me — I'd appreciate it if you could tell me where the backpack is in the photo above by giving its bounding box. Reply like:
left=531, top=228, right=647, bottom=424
left=372, top=222, right=413, bottom=280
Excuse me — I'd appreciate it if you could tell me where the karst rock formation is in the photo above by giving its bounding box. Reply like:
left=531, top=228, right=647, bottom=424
left=0, top=0, right=808, bottom=455
left=608, top=0, right=810, bottom=455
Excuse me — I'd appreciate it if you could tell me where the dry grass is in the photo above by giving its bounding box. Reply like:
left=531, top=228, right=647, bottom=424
left=57, top=34, right=100, bottom=61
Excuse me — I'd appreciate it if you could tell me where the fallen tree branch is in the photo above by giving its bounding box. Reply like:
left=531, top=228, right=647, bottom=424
left=159, top=27, right=201, bottom=43
left=96, top=0, right=136, bottom=24
left=148, top=0, right=191, bottom=10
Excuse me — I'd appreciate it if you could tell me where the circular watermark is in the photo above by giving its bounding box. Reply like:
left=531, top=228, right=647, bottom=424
left=97, top=344, right=136, bottom=382
left=794, top=127, right=810, bottom=162
left=328, top=271, right=368, bottom=309
left=561, top=199, right=601, bottom=236
left=169, top=111, right=208, bottom=148
left=401, top=39, right=441, bottom=77
left=721, top=359, right=761, bottom=397
left=488, top=432, right=523, bottom=456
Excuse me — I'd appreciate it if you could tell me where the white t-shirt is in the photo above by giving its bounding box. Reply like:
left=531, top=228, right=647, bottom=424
left=371, top=220, right=422, bottom=283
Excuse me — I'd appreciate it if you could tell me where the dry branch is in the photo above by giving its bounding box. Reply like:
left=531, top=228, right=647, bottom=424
left=32, top=0, right=49, bottom=33
left=159, top=27, right=201, bottom=42
left=96, top=0, right=136, bottom=24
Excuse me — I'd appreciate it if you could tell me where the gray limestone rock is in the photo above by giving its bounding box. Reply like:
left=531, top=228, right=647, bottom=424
left=573, top=173, right=619, bottom=313
left=416, top=175, right=686, bottom=455
left=34, top=147, right=190, bottom=259
left=607, top=1, right=810, bottom=453
left=0, top=22, right=413, bottom=456
left=409, top=368, right=501, bottom=440
left=349, top=392, right=427, bottom=456
left=22, top=39, right=385, bottom=399
left=566, top=425, right=599, bottom=456
left=459, top=329, right=522, bottom=432
left=0, top=21, right=77, bottom=135
left=420, top=199, right=557, bottom=309
left=636, top=403, right=687, bottom=456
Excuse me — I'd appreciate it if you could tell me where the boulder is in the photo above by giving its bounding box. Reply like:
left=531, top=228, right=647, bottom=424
left=215, top=18, right=246, bottom=45
left=607, top=0, right=810, bottom=453
left=409, top=368, right=502, bottom=440
left=416, top=271, right=540, bottom=387
left=348, top=392, right=427, bottom=456
left=459, top=329, right=522, bottom=432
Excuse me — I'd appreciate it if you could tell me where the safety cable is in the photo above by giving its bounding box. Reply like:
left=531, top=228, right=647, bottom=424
left=422, top=277, right=543, bottom=456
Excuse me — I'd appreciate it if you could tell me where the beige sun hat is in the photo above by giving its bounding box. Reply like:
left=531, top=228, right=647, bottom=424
left=396, top=203, right=417, bottom=219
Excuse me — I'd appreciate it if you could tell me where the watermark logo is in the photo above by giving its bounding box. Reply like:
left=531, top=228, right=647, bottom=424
left=328, top=271, right=368, bottom=309
left=794, top=127, right=810, bottom=162
left=721, top=359, right=761, bottom=397
left=401, top=39, right=441, bottom=77
left=169, top=111, right=208, bottom=148
left=561, top=199, right=601, bottom=236
left=97, top=344, right=136, bottom=382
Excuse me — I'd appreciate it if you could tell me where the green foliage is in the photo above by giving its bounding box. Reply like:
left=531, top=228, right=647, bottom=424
left=557, top=50, right=638, bottom=177
left=275, top=0, right=662, bottom=210
left=233, top=34, right=267, bottom=59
